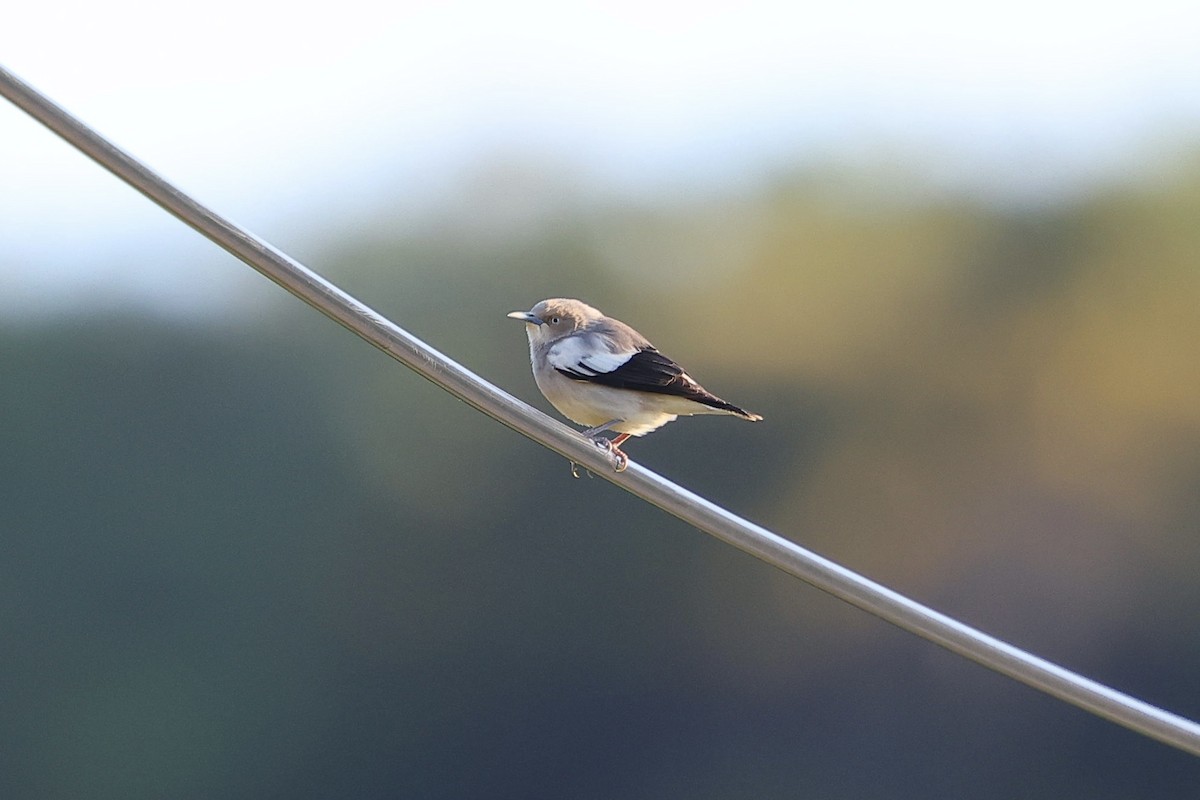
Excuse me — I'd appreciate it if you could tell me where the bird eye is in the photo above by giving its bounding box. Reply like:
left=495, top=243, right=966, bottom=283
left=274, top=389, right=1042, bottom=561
left=551, top=316, right=561, bottom=324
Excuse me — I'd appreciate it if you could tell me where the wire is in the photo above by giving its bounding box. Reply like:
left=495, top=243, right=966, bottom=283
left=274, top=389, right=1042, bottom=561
left=2, top=63, right=1198, bottom=757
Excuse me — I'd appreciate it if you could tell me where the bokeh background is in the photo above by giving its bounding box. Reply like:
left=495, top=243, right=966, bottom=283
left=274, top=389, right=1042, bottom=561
left=3, top=2, right=1199, bottom=797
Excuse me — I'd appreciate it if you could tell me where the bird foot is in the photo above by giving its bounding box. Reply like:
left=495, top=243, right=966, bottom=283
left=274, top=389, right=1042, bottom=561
left=590, top=436, right=629, bottom=472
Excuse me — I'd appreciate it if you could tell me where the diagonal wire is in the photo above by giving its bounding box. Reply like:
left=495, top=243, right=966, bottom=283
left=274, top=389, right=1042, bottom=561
left=2, top=63, right=1198, bottom=757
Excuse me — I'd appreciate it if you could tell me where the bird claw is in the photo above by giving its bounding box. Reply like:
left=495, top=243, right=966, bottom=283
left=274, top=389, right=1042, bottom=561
left=569, top=461, right=594, bottom=479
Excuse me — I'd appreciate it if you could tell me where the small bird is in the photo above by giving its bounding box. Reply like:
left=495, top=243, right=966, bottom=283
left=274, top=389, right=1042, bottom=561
left=507, top=298, right=762, bottom=472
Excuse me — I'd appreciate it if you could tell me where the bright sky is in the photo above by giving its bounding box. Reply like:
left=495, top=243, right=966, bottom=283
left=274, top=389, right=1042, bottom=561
left=2, top=1, right=1199, bottom=314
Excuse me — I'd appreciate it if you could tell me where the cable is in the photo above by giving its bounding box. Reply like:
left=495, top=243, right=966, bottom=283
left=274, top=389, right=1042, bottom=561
left=2, top=63, right=1198, bottom=756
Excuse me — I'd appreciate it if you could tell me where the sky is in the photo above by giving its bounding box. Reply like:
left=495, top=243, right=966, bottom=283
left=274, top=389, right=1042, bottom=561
left=2, top=0, right=1199, bottom=315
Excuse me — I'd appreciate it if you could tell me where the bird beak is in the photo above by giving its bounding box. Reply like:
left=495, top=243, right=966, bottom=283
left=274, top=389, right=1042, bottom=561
left=506, top=311, right=544, bottom=325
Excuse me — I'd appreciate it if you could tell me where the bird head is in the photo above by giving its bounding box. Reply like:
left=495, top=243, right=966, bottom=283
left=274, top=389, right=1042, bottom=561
left=507, top=298, right=600, bottom=342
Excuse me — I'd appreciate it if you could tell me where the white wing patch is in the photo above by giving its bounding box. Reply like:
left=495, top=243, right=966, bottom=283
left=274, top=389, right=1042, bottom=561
left=547, top=335, right=635, bottom=376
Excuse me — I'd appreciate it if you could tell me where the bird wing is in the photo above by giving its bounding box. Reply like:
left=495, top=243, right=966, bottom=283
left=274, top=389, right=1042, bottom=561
left=548, top=334, right=715, bottom=403
left=546, top=334, right=641, bottom=380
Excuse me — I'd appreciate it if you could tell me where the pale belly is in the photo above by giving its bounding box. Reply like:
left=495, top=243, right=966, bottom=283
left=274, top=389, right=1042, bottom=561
left=534, top=369, right=721, bottom=436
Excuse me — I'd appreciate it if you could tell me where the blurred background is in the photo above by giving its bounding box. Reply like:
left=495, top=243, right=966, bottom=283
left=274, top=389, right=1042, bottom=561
left=2, top=2, right=1199, bottom=797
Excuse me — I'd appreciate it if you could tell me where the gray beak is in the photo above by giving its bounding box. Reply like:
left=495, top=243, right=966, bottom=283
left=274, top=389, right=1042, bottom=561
left=506, top=311, right=544, bottom=325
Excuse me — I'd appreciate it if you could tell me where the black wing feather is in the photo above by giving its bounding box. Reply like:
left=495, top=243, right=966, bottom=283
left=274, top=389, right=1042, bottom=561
left=557, top=347, right=749, bottom=415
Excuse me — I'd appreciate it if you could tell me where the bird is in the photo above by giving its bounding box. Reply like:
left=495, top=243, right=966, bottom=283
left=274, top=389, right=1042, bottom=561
left=507, top=298, right=762, bottom=472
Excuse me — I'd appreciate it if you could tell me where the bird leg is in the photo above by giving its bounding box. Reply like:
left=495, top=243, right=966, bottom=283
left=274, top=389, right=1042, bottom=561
left=581, top=420, right=619, bottom=438
left=607, top=433, right=630, bottom=472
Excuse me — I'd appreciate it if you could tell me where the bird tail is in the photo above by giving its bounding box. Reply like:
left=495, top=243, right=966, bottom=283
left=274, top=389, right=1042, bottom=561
left=697, top=393, right=762, bottom=421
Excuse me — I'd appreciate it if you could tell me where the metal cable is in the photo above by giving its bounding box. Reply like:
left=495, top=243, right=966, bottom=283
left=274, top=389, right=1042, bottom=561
left=3, top=63, right=1198, bottom=756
